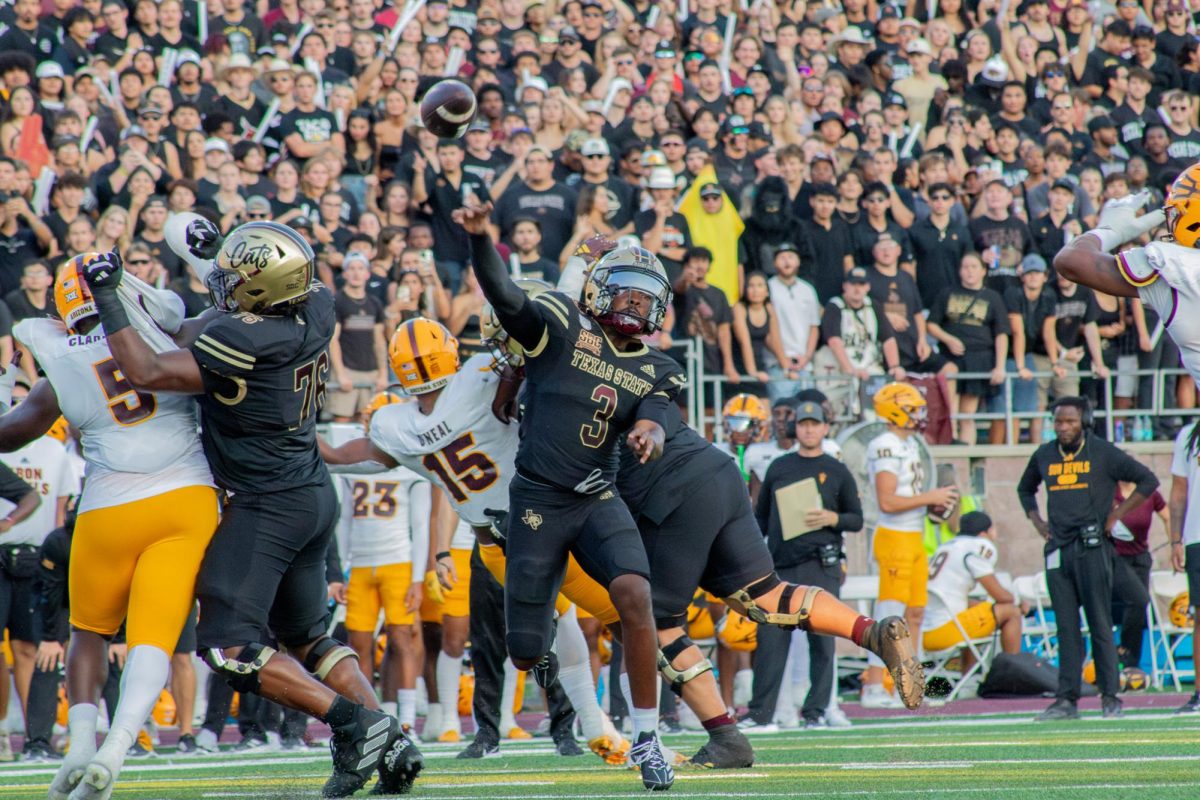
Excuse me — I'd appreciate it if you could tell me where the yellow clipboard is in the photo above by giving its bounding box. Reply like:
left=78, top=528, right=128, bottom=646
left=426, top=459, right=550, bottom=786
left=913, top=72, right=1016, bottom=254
left=776, top=477, right=825, bottom=540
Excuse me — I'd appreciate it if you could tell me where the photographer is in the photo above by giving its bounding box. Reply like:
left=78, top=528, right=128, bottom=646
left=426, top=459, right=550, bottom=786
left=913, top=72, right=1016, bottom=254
left=1017, top=396, right=1158, bottom=721
left=746, top=401, right=862, bottom=728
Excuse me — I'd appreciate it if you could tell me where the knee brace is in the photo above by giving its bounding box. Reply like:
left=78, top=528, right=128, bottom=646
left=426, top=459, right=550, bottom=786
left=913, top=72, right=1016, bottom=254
left=203, top=643, right=276, bottom=693
left=657, top=634, right=714, bottom=697
left=301, top=636, right=358, bottom=681
left=725, top=575, right=823, bottom=631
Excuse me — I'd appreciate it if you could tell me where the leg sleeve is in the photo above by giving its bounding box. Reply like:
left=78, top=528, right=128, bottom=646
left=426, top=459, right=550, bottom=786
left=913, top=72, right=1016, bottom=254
left=468, top=544, right=505, bottom=743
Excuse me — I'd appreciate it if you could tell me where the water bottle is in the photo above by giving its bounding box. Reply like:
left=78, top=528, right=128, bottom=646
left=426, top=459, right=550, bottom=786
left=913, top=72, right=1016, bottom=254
left=1114, top=418, right=1125, bottom=442
left=1142, top=415, right=1155, bottom=441
left=1041, top=416, right=1054, bottom=442
left=1131, top=416, right=1143, bottom=443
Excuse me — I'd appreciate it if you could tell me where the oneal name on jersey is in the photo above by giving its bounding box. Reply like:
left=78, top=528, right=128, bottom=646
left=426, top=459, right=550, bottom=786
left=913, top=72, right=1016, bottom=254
left=569, top=349, right=654, bottom=398
left=416, top=420, right=453, bottom=449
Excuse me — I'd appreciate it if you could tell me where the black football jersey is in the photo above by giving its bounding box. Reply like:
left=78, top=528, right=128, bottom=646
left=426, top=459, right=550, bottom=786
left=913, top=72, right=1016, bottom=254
left=189, top=283, right=335, bottom=494
left=518, top=291, right=685, bottom=494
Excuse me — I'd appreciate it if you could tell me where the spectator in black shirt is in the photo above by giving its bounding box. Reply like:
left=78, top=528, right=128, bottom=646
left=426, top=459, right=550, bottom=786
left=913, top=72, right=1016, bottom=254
left=969, top=179, right=1032, bottom=295
left=713, top=115, right=757, bottom=203
left=1111, top=67, right=1158, bottom=151
left=328, top=253, right=388, bottom=422
left=797, top=183, right=854, bottom=303
left=1080, top=114, right=1130, bottom=176
left=866, top=235, right=928, bottom=374
left=4, top=260, right=53, bottom=322
left=278, top=72, right=344, bottom=164
left=210, top=0, right=267, bottom=54
left=910, top=182, right=971, bottom=308
left=815, top=268, right=904, bottom=417
left=1141, top=123, right=1186, bottom=195
left=412, top=138, right=491, bottom=293
left=0, top=0, right=56, bottom=64
left=1004, top=255, right=1061, bottom=443
left=490, top=146, right=577, bottom=262
left=508, top=218, right=561, bottom=284
left=927, top=252, right=1009, bottom=444
left=676, top=246, right=737, bottom=381
left=568, top=138, right=637, bottom=232
left=0, top=194, right=52, bottom=296
left=1030, top=179, right=1083, bottom=269
left=635, top=170, right=691, bottom=284
left=45, top=172, right=88, bottom=254
left=1053, top=273, right=1110, bottom=397
left=851, top=181, right=914, bottom=271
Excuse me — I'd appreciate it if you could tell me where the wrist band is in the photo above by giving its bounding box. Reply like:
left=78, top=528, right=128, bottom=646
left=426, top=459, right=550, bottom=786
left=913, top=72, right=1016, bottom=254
left=95, top=291, right=131, bottom=335
left=436, top=551, right=452, bottom=561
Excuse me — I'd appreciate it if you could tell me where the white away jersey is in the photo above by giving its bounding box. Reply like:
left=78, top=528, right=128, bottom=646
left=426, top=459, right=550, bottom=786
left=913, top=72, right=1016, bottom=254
left=1132, top=242, right=1200, bottom=386
left=0, top=437, right=74, bottom=547
left=15, top=319, right=213, bottom=512
left=1170, top=423, right=1200, bottom=546
left=867, top=430, right=927, bottom=532
left=369, top=353, right=516, bottom=528
left=923, top=535, right=998, bottom=631
left=328, top=421, right=431, bottom=569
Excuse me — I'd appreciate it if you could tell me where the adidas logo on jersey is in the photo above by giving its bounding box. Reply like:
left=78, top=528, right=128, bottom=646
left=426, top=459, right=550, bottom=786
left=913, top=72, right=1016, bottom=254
left=640, top=364, right=656, bottom=378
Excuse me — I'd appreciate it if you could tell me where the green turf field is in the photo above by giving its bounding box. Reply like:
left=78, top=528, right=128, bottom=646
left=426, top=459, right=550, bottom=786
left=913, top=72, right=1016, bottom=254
left=4, top=711, right=1200, bottom=800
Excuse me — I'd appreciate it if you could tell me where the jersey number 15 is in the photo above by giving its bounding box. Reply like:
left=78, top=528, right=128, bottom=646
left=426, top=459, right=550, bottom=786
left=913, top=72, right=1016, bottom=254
left=422, top=433, right=498, bottom=502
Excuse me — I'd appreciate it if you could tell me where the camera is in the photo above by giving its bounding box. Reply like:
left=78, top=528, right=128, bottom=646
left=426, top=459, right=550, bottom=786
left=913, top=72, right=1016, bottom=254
left=1080, top=523, right=1103, bottom=549
left=818, top=543, right=842, bottom=568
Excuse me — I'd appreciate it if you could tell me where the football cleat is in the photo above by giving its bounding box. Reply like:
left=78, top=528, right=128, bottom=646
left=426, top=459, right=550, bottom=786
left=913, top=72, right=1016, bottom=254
left=859, top=684, right=905, bottom=709
left=688, top=724, right=754, bottom=769
left=588, top=734, right=630, bottom=766
left=861, top=617, right=925, bottom=709
left=629, top=731, right=675, bottom=791
left=437, top=729, right=461, bottom=743
left=369, top=724, right=423, bottom=796
left=323, top=709, right=400, bottom=799
left=456, top=738, right=500, bottom=759
left=554, top=733, right=584, bottom=756
left=1176, top=692, right=1200, bottom=714
left=175, top=734, right=199, bottom=755
left=505, top=727, right=532, bottom=740
left=66, top=745, right=123, bottom=800
left=531, top=651, right=560, bottom=690
left=1101, top=696, right=1124, bottom=719
left=735, top=718, right=779, bottom=734
left=49, top=738, right=94, bottom=800
left=0, top=730, right=11, bottom=762
left=1035, top=699, right=1079, bottom=721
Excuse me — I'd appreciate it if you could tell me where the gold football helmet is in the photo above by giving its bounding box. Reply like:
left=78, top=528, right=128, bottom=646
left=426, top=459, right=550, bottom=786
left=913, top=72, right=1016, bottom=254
left=722, top=393, right=770, bottom=445
left=207, top=221, right=315, bottom=314
left=1169, top=592, right=1194, bottom=629
left=580, top=246, right=672, bottom=336
left=54, top=254, right=99, bottom=333
left=1166, top=163, right=1200, bottom=247
left=362, top=390, right=403, bottom=434
left=481, top=278, right=552, bottom=373
left=873, top=382, right=927, bottom=430
left=389, top=318, right=460, bottom=395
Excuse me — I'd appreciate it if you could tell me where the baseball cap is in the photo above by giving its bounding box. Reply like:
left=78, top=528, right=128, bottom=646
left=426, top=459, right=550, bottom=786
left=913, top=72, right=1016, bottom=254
left=519, top=76, right=549, bottom=95
left=525, top=144, right=554, bottom=161
left=906, top=38, right=932, bottom=56
left=35, top=61, right=64, bottom=80
left=699, top=183, right=722, bottom=198
left=775, top=242, right=799, bottom=255
left=1021, top=253, right=1048, bottom=273
left=794, top=401, right=826, bottom=423
left=539, top=31, right=559, bottom=44
left=204, top=137, right=230, bottom=154
left=979, top=56, right=1009, bottom=87
left=884, top=92, right=907, bottom=109
left=646, top=167, right=675, bottom=190
left=138, top=102, right=165, bottom=118
left=174, top=50, right=202, bottom=71
left=723, top=114, right=750, bottom=135
left=466, top=118, right=490, bottom=133
left=655, top=43, right=676, bottom=58
left=1088, top=114, right=1117, bottom=133
left=121, top=125, right=149, bottom=142
left=143, top=195, right=167, bottom=210
left=581, top=138, right=610, bottom=157
left=582, top=99, right=605, bottom=115
left=878, top=4, right=900, bottom=19
left=343, top=251, right=371, bottom=269
left=246, top=195, right=272, bottom=215
left=1051, top=177, right=1076, bottom=193
left=959, top=511, right=993, bottom=536
left=846, top=266, right=870, bottom=283
left=818, top=111, right=847, bottom=128
left=558, top=25, right=579, bottom=41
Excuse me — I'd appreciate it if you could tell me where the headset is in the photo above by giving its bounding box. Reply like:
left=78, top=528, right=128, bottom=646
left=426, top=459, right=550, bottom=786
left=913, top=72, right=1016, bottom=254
left=1050, top=396, right=1093, bottom=429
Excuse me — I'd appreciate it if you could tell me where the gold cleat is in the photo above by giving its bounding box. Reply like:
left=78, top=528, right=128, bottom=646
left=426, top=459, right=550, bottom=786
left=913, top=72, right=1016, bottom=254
left=505, top=727, right=532, bottom=740
left=863, top=616, right=925, bottom=710
left=588, top=734, right=630, bottom=766
left=437, top=729, right=462, bottom=743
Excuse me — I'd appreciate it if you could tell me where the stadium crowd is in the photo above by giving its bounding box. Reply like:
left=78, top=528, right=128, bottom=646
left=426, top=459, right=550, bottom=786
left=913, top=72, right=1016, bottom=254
left=0, top=0, right=1196, bottom=791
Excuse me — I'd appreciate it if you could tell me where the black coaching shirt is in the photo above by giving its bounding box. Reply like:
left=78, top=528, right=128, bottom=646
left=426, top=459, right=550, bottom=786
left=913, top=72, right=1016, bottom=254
left=189, top=284, right=335, bottom=494
left=1017, top=434, right=1158, bottom=551
left=517, top=290, right=685, bottom=494
left=756, top=452, right=862, bottom=568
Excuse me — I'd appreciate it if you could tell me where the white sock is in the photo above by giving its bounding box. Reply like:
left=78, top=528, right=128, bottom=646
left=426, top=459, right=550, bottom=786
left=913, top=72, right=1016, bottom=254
left=67, top=703, right=99, bottom=758
left=499, top=660, right=520, bottom=733
left=397, top=689, right=417, bottom=730
left=558, top=662, right=604, bottom=740
left=436, top=651, right=461, bottom=733
left=380, top=701, right=398, bottom=719
left=619, top=672, right=659, bottom=739
left=97, top=646, right=170, bottom=761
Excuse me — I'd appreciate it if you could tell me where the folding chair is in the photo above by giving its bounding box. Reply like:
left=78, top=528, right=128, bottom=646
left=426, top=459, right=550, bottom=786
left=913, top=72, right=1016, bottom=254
left=1013, top=572, right=1057, bottom=660
left=1149, top=570, right=1193, bottom=691
left=921, top=588, right=998, bottom=701
left=836, top=575, right=879, bottom=683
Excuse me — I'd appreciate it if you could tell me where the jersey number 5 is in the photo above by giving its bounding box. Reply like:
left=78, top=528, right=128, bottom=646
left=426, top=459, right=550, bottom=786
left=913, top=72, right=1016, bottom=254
left=580, top=385, right=618, bottom=449
left=93, top=358, right=156, bottom=426
left=421, top=433, right=498, bottom=502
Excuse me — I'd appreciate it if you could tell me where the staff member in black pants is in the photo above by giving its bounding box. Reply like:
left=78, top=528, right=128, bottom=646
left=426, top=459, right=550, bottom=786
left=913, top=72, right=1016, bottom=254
left=746, top=400, right=863, bottom=729
left=1018, top=396, right=1159, bottom=721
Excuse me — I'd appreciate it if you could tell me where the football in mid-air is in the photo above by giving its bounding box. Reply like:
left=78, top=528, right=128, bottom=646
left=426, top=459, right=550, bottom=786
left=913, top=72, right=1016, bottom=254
left=420, top=79, right=477, bottom=138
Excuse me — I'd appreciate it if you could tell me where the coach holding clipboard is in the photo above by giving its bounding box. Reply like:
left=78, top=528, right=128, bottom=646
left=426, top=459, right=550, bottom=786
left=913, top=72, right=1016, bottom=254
left=744, top=400, right=863, bottom=728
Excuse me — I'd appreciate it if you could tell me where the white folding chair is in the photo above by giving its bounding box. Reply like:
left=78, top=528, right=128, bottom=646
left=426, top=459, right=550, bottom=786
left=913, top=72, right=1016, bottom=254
left=1013, top=572, right=1056, bottom=660
left=1149, top=570, right=1193, bottom=691
left=921, top=588, right=998, bottom=701
left=836, top=575, right=880, bottom=682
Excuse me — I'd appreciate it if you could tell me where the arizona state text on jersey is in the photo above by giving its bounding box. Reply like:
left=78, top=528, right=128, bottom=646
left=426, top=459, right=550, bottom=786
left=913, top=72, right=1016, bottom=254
left=517, top=291, right=685, bottom=494
left=189, top=282, right=335, bottom=493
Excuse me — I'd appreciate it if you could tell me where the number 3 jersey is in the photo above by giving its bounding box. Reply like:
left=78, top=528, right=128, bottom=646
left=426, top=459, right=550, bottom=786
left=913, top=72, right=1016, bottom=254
left=866, top=430, right=927, bottom=532
left=516, top=291, right=684, bottom=494
left=369, top=352, right=514, bottom=533
left=188, top=283, right=335, bottom=494
left=15, top=318, right=213, bottom=513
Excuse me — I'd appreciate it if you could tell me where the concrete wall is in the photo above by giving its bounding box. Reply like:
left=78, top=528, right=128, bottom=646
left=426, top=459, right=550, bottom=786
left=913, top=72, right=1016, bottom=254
left=842, top=442, right=1177, bottom=580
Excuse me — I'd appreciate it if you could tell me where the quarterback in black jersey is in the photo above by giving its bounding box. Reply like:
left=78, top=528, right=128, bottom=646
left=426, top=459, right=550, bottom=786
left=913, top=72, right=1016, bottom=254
left=457, top=202, right=679, bottom=791
left=80, top=220, right=421, bottom=798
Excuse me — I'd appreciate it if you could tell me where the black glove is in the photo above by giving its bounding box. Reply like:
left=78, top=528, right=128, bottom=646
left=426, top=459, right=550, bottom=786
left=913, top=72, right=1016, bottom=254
left=186, top=218, right=222, bottom=261
left=81, top=251, right=131, bottom=334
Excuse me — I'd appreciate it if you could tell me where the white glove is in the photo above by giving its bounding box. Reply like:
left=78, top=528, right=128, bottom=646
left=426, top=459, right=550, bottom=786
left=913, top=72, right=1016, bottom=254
left=0, top=366, right=17, bottom=413
left=1090, top=191, right=1166, bottom=252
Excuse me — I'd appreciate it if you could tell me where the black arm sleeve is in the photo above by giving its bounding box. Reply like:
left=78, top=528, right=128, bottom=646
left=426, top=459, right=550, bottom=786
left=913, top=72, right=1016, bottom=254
left=634, top=393, right=671, bottom=429
left=834, top=464, right=864, bottom=533
left=755, top=466, right=774, bottom=536
left=0, top=461, right=32, bottom=505
left=1017, top=453, right=1044, bottom=514
left=469, top=232, right=546, bottom=350
left=325, top=530, right=344, bottom=584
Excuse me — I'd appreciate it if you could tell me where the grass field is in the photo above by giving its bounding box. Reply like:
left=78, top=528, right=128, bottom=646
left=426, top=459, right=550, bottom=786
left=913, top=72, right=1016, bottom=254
left=3, top=709, right=1200, bottom=800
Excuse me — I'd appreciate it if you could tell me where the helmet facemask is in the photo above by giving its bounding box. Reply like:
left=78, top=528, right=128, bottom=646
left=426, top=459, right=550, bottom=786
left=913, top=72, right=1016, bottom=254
left=205, top=267, right=243, bottom=313
left=591, top=267, right=670, bottom=336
